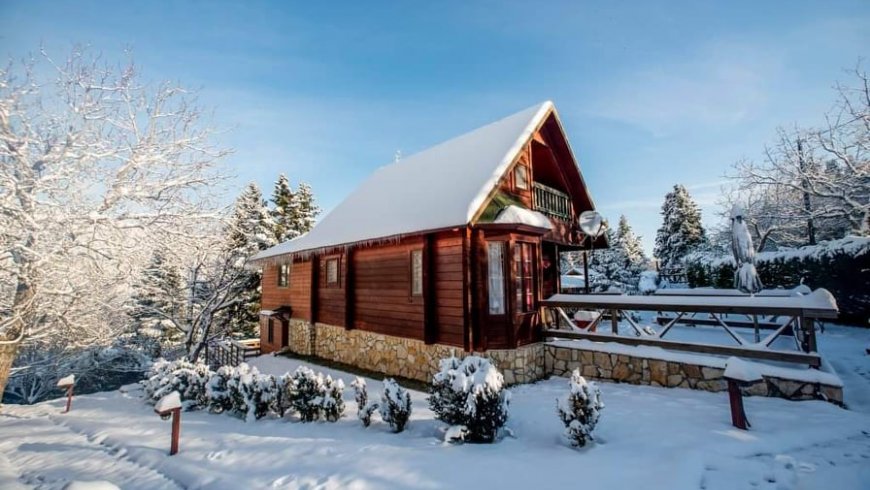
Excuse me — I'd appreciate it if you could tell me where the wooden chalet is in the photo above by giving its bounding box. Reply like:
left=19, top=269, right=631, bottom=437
left=250, top=101, right=605, bottom=382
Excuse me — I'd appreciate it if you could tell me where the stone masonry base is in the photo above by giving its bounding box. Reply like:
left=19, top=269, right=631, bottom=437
left=545, top=344, right=843, bottom=404
left=281, top=319, right=842, bottom=403
left=286, top=320, right=544, bottom=384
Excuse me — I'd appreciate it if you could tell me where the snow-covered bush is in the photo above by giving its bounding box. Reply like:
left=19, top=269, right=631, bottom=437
left=379, top=378, right=412, bottom=433
left=286, top=366, right=346, bottom=422
left=683, top=236, right=870, bottom=321
left=206, top=365, right=235, bottom=414
left=556, top=369, right=603, bottom=448
left=429, top=355, right=510, bottom=443
left=351, top=377, right=378, bottom=427
left=273, top=372, right=294, bottom=417
left=142, top=359, right=211, bottom=410
left=321, top=375, right=346, bottom=422
left=226, top=363, right=277, bottom=422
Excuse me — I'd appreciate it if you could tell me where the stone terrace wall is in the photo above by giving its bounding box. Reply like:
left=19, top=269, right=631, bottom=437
left=285, top=320, right=545, bottom=384
left=545, top=344, right=843, bottom=404
left=278, top=319, right=842, bottom=403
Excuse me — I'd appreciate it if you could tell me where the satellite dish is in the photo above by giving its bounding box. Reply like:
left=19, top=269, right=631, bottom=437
left=579, top=210, right=605, bottom=238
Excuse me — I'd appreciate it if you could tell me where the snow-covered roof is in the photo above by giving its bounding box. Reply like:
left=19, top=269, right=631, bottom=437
left=493, top=205, right=552, bottom=230
left=252, top=101, right=556, bottom=261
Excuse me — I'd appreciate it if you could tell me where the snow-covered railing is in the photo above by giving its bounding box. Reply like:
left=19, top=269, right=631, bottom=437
left=205, top=339, right=261, bottom=368
left=541, top=290, right=839, bottom=368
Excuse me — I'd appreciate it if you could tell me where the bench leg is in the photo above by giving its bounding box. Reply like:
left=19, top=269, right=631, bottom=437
left=727, top=379, right=750, bottom=430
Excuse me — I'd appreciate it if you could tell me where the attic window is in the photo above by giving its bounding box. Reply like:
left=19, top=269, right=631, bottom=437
left=326, top=258, right=339, bottom=286
left=514, top=165, right=529, bottom=190
left=277, top=264, right=290, bottom=288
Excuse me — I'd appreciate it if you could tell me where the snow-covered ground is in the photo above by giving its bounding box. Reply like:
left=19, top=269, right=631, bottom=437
left=1, top=324, right=869, bottom=490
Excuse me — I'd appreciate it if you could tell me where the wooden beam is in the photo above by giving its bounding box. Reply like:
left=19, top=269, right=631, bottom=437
left=542, top=329, right=822, bottom=368
left=344, top=247, right=355, bottom=330
left=462, top=227, right=471, bottom=352
left=423, top=234, right=437, bottom=344
left=310, top=255, right=319, bottom=324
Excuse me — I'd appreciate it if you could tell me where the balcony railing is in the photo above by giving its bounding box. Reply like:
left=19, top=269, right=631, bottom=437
left=533, top=182, right=571, bottom=220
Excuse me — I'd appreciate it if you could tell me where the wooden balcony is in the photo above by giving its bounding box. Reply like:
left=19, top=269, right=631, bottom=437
left=533, top=182, right=571, bottom=220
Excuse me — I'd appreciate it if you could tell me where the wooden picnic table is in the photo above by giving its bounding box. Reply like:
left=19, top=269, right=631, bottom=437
left=541, top=289, right=839, bottom=368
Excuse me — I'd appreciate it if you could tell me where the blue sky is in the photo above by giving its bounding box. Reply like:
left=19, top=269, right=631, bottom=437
left=2, top=1, right=868, bottom=253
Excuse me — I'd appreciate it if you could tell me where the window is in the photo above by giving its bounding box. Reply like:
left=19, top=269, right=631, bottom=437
left=326, top=258, right=339, bottom=286
left=514, top=165, right=529, bottom=190
left=410, top=249, right=423, bottom=296
left=277, top=263, right=290, bottom=287
left=487, top=242, right=506, bottom=315
left=514, top=242, right=534, bottom=312
left=267, top=319, right=274, bottom=343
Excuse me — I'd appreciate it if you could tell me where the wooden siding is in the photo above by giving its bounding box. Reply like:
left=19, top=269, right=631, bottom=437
left=317, top=253, right=345, bottom=327
left=433, top=233, right=465, bottom=346
left=353, top=240, right=425, bottom=339
left=261, top=260, right=312, bottom=320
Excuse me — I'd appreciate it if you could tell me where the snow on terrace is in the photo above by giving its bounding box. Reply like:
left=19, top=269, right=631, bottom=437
left=1, top=337, right=869, bottom=490
left=251, top=101, right=554, bottom=260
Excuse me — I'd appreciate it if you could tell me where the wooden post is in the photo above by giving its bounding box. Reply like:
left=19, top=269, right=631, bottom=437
left=423, top=234, right=437, bottom=344
left=753, top=315, right=760, bottom=344
left=804, top=317, right=817, bottom=355
left=583, top=250, right=590, bottom=294
left=170, top=408, right=181, bottom=455
left=611, top=309, right=618, bottom=335
left=344, top=247, right=355, bottom=330
left=726, top=378, right=750, bottom=430
left=64, top=385, right=73, bottom=413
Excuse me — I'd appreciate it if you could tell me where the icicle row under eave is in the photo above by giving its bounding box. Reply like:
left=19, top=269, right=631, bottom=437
left=245, top=231, right=433, bottom=268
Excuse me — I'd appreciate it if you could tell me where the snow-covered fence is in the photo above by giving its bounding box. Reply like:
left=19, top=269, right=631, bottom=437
left=683, top=236, right=870, bottom=323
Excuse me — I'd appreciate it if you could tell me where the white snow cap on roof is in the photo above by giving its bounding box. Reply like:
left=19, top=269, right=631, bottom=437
left=493, top=205, right=552, bottom=230
left=155, top=391, right=182, bottom=413
left=253, top=101, right=555, bottom=260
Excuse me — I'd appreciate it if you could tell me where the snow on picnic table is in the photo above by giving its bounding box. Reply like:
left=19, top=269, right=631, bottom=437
left=1, top=327, right=869, bottom=489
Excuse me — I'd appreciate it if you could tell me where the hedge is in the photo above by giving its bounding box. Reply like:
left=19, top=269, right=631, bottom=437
left=683, top=236, right=870, bottom=324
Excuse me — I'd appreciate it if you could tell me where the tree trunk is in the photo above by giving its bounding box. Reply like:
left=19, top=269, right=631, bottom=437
left=0, top=342, right=20, bottom=408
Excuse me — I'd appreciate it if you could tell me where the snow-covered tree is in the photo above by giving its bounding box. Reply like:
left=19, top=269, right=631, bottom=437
left=221, top=183, right=276, bottom=338
left=588, top=216, right=648, bottom=292
left=654, top=184, right=708, bottom=270
left=556, top=369, right=603, bottom=448
left=128, top=247, right=185, bottom=355
left=292, top=182, right=320, bottom=235
left=730, top=66, right=869, bottom=242
left=0, top=47, right=228, bottom=397
left=271, top=174, right=298, bottom=243
left=379, top=378, right=412, bottom=433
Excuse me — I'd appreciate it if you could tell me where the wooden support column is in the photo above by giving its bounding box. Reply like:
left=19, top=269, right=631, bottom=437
left=423, top=234, right=437, bottom=344
left=611, top=309, right=618, bottom=334
left=344, top=247, right=355, bottom=330
left=310, top=255, right=319, bottom=324
left=803, top=316, right=817, bottom=355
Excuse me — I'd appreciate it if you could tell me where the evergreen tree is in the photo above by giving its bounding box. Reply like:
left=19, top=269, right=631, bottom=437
left=612, top=215, right=648, bottom=287
left=223, top=183, right=276, bottom=338
left=271, top=174, right=299, bottom=243
left=653, top=184, right=707, bottom=271
left=129, top=246, right=184, bottom=355
left=291, top=181, right=320, bottom=235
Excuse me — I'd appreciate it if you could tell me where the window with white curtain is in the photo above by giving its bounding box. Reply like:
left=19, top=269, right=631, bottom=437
left=487, top=242, right=506, bottom=315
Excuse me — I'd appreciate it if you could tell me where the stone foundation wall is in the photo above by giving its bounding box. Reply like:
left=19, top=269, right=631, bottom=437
left=545, top=344, right=843, bottom=403
left=284, top=321, right=545, bottom=384
left=273, top=320, right=842, bottom=403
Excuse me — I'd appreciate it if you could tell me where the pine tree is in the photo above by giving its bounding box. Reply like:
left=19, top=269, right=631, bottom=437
left=129, top=246, right=185, bottom=355
left=291, top=182, right=320, bottom=235
left=654, top=185, right=707, bottom=271
left=612, top=215, right=648, bottom=288
left=223, top=183, right=276, bottom=338
left=271, top=174, right=299, bottom=243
